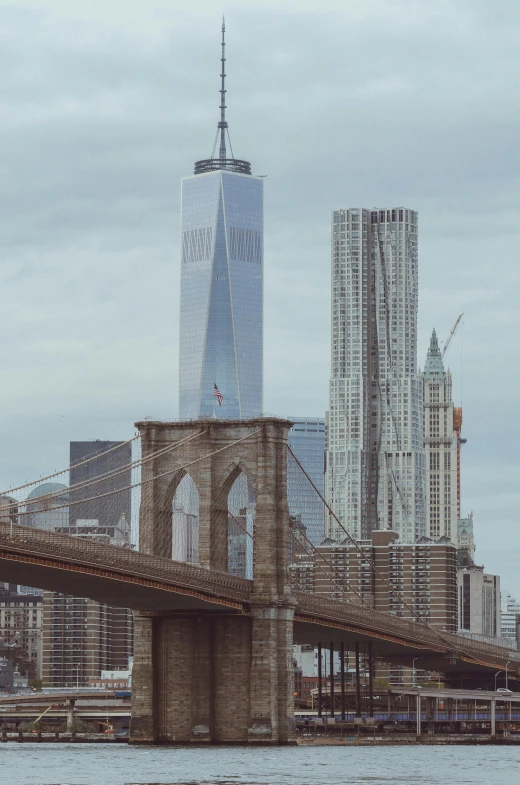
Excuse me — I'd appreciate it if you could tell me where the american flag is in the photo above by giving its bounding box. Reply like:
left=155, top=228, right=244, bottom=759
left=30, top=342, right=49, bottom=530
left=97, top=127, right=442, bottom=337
left=213, top=383, right=223, bottom=406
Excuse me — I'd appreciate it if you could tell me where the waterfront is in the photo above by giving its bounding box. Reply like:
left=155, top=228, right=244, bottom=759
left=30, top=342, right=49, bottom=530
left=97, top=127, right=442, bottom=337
left=1, top=744, right=519, bottom=785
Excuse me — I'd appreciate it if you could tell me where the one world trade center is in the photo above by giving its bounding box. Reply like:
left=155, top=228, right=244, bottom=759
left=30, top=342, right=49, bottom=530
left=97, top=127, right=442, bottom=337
left=179, top=21, right=263, bottom=419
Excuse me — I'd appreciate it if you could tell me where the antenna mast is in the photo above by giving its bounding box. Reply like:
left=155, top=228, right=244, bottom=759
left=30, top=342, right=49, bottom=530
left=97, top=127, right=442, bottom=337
left=219, top=17, right=227, bottom=159
left=193, top=19, right=252, bottom=175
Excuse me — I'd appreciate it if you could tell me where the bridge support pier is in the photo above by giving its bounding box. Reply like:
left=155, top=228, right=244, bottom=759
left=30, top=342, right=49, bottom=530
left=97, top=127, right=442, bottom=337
left=130, top=608, right=295, bottom=745
left=131, top=418, right=296, bottom=745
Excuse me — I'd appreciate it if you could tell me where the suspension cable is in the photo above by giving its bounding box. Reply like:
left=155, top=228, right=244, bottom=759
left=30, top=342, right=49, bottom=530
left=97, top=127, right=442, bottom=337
left=0, top=435, right=140, bottom=498
left=288, top=445, right=459, bottom=652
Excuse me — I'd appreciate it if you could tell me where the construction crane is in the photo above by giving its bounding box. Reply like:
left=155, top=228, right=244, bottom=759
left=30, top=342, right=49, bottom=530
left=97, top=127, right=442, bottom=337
left=442, top=313, right=464, bottom=360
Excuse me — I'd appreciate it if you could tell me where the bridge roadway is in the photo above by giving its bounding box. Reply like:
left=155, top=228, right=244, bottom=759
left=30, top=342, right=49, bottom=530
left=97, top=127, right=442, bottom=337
left=1, top=520, right=519, bottom=680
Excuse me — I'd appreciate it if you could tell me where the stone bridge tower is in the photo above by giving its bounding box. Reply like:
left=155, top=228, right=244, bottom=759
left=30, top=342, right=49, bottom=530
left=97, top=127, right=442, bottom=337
left=130, top=417, right=296, bottom=744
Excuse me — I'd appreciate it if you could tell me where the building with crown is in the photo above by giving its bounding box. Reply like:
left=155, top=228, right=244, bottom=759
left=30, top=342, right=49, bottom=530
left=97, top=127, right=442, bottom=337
left=179, top=21, right=263, bottom=419
left=422, top=330, right=459, bottom=542
left=457, top=513, right=475, bottom=566
left=326, top=208, right=426, bottom=542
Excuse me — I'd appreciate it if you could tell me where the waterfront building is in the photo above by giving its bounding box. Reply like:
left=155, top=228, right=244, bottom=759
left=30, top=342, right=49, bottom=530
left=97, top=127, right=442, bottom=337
left=501, top=591, right=520, bottom=644
left=457, top=565, right=501, bottom=639
left=288, top=417, right=326, bottom=545
left=179, top=21, right=263, bottom=420
left=42, top=596, right=133, bottom=687
left=422, top=330, right=458, bottom=542
left=291, top=530, right=457, bottom=631
left=0, top=590, right=42, bottom=680
left=326, top=207, right=425, bottom=542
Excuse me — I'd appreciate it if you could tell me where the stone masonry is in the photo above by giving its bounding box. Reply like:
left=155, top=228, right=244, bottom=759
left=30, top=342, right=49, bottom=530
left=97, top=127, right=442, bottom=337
left=129, top=418, right=296, bottom=744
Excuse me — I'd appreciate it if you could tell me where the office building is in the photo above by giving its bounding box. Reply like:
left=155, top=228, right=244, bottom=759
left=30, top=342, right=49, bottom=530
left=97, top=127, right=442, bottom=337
left=0, top=495, right=18, bottom=526
left=457, top=566, right=501, bottom=639
left=326, top=207, right=426, bottom=542
left=291, top=530, right=457, bottom=631
left=501, top=591, right=520, bottom=644
left=179, top=22, right=263, bottom=420
left=457, top=513, right=476, bottom=567
left=69, top=441, right=132, bottom=538
left=25, top=483, right=69, bottom=531
left=288, top=417, right=326, bottom=544
left=422, top=330, right=458, bottom=542
left=41, top=440, right=133, bottom=687
left=0, top=590, right=42, bottom=680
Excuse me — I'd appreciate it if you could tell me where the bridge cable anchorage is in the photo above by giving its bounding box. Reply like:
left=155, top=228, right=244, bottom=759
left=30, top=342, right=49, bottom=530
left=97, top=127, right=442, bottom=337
left=0, top=428, right=208, bottom=517
left=287, top=445, right=461, bottom=654
left=0, top=435, right=140, bottom=499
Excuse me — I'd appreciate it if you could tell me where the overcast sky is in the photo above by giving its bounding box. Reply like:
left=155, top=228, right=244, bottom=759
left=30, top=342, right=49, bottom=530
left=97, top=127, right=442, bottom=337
left=0, top=0, right=518, bottom=594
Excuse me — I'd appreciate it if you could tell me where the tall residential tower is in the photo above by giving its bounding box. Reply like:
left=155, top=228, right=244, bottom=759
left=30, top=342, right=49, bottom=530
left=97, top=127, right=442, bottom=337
left=179, top=21, right=263, bottom=419
left=326, top=208, right=426, bottom=542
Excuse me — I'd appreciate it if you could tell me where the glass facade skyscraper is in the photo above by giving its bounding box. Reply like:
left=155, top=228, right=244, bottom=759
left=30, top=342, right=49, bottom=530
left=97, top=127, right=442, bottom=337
left=288, top=417, right=326, bottom=545
left=179, top=172, right=263, bottom=419
left=178, top=22, right=263, bottom=419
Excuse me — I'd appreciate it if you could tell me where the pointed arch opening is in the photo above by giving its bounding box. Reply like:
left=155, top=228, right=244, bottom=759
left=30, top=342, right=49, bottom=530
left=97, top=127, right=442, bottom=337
left=227, top=471, right=255, bottom=579
left=171, top=473, right=199, bottom=564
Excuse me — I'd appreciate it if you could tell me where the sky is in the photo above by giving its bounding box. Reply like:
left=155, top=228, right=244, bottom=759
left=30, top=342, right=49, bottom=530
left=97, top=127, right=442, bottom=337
left=0, top=0, right=519, bottom=593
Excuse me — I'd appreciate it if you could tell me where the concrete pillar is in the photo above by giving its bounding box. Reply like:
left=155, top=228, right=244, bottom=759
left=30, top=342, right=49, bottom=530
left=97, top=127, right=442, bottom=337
left=66, top=699, right=75, bottom=734
left=490, top=699, right=496, bottom=737
left=416, top=692, right=421, bottom=737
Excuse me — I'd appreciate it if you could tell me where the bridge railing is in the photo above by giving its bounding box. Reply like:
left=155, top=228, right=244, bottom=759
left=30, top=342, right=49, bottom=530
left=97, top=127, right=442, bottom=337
left=0, top=520, right=252, bottom=603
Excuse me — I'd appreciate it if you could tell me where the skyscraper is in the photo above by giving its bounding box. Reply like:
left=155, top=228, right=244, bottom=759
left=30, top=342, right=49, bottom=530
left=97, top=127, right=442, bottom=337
left=41, top=440, right=133, bottom=687
left=69, top=440, right=132, bottom=540
left=288, top=417, right=326, bottom=545
left=326, top=208, right=426, bottom=542
left=179, top=21, right=263, bottom=419
left=422, top=330, right=458, bottom=542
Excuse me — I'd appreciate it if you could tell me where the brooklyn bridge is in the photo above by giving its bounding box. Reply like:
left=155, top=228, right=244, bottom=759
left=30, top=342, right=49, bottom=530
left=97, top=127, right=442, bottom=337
left=0, top=418, right=518, bottom=744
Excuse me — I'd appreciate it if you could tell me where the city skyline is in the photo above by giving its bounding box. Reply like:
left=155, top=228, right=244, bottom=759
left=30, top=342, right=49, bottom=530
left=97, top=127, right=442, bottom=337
left=0, top=3, right=518, bottom=596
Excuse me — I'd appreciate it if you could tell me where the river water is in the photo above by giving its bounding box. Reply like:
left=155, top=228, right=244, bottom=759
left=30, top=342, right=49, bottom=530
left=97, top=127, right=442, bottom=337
left=0, top=743, right=518, bottom=785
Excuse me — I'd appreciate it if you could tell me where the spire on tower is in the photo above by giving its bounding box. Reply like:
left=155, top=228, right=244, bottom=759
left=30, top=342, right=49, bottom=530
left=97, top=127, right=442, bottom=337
left=194, top=19, right=252, bottom=176
left=423, top=328, right=446, bottom=380
left=219, top=17, right=227, bottom=159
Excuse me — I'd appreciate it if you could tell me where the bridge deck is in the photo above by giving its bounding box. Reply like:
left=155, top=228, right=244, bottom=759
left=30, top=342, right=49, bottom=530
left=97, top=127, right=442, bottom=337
left=0, top=521, right=519, bottom=674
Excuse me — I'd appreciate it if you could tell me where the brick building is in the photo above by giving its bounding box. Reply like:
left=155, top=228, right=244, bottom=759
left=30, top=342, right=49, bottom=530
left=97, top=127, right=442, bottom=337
left=291, top=529, right=457, bottom=631
left=0, top=590, right=42, bottom=680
